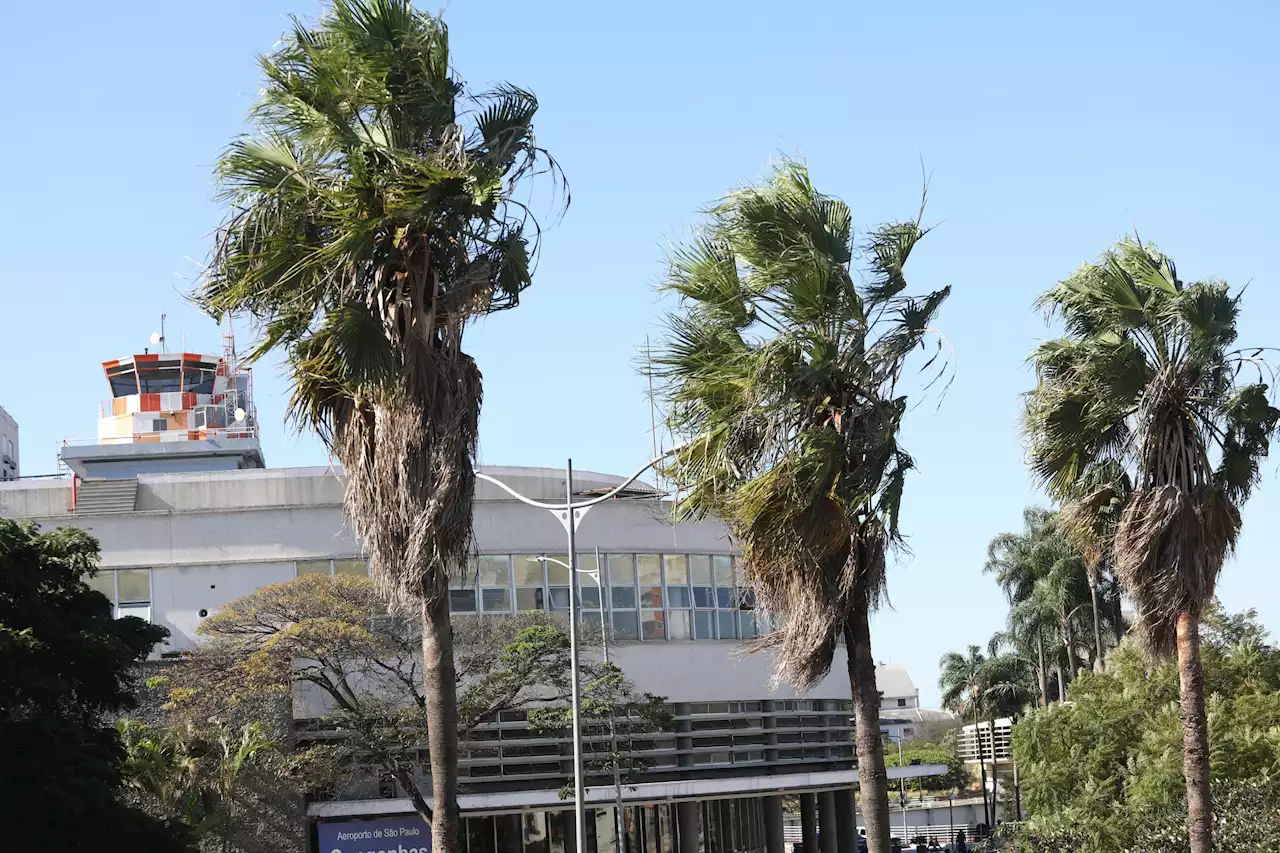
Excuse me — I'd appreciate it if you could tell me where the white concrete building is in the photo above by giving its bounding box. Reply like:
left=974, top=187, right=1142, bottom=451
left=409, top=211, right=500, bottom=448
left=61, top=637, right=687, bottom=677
left=0, top=405, right=18, bottom=481
left=0, top=347, right=944, bottom=853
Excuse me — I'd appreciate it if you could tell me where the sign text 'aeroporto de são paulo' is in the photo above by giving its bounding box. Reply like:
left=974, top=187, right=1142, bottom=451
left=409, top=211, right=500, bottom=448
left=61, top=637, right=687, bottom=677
left=317, top=816, right=431, bottom=853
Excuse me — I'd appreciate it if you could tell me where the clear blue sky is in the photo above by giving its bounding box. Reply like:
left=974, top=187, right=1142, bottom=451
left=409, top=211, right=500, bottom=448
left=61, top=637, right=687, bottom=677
left=2, top=0, right=1278, bottom=706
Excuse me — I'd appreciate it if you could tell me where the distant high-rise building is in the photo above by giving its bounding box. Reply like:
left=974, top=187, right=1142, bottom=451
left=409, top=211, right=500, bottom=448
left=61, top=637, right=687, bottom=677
left=0, top=405, right=18, bottom=481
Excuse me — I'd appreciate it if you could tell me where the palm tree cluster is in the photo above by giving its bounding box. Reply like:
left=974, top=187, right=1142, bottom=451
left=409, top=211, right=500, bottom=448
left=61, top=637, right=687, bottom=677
left=985, top=507, right=1123, bottom=703
left=192, top=3, right=1279, bottom=852
left=937, top=639, right=1034, bottom=830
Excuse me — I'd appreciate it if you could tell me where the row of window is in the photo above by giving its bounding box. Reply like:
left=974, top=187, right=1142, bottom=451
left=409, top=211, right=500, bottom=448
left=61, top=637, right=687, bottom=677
left=446, top=553, right=764, bottom=642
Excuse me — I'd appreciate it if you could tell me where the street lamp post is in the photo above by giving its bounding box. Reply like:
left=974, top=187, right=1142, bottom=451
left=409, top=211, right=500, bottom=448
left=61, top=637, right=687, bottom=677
left=534, top=553, right=626, bottom=853
left=476, top=451, right=679, bottom=853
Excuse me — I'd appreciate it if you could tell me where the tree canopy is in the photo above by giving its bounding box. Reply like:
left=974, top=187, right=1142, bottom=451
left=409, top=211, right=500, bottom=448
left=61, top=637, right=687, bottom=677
left=0, top=519, right=193, bottom=853
left=158, top=575, right=668, bottom=821
left=1008, top=607, right=1280, bottom=853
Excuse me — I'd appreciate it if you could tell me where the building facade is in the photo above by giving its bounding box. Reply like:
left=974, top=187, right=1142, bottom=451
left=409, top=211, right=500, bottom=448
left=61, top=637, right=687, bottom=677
left=0, top=348, right=946, bottom=853
left=0, top=405, right=17, bottom=481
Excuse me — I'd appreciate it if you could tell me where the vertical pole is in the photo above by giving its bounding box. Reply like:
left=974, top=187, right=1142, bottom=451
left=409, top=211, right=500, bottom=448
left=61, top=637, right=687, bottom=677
left=597, top=546, right=626, bottom=853
left=948, top=794, right=954, bottom=846
left=899, top=739, right=907, bottom=842
left=567, top=460, right=587, bottom=853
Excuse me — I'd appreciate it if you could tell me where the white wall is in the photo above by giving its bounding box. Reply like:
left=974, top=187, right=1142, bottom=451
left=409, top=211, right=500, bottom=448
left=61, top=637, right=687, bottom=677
left=611, top=641, right=852, bottom=702
left=152, top=561, right=297, bottom=652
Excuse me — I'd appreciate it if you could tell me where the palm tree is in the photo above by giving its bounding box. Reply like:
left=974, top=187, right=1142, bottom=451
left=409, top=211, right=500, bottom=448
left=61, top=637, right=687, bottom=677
left=196, top=3, right=562, bottom=848
left=981, top=639, right=1036, bottom=823
left=653, top=159, right=950, bottom=853
left=938, top=645, right=992, bottom=827
left=1025, top=237, right=1280, bottom=853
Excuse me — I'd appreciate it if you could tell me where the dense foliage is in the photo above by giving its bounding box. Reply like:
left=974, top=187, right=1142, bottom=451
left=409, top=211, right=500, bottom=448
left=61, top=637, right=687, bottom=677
left=1008, top=608, right=1280, bottom=852
left=884, top=740, right=966, bottom=794
left=0, top=519, right=193, bottom=853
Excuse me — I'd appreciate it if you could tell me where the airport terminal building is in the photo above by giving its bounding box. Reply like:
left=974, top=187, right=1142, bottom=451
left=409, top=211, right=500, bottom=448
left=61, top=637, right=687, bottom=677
left=0, top=347, right=943, bottom=853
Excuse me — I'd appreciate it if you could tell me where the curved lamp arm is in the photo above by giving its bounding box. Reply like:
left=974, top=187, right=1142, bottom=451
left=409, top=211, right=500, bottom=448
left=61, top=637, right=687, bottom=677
left=475, top=439, right=690, bottom=511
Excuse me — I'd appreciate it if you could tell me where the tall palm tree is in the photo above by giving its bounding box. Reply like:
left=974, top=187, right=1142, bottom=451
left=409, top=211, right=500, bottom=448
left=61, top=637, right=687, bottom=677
left=938, top=645, right=992, bottom=827
left=1025, top=238, right=1280, bottom=853
left=654, top=159, right=950, bottom=853
left=196, top=2, right=562, bottom=848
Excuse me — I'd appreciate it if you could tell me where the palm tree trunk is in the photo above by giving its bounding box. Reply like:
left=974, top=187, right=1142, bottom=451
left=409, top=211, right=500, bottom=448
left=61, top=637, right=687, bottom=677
left=1176, top=611, right=1212, bottom=853
left=422, top=594, right=460, bottom=853
left=1062, top=617, right=1079, bottom=680
left=1089, top=581, right=1104, bottom=672
left=1012, top=741, right=1022, bottom=822
left=845, top=610, right=892, bottom=853
left=974, top=714, right=989, bottom=828
left=1035, top=638, right=1048, bottom=708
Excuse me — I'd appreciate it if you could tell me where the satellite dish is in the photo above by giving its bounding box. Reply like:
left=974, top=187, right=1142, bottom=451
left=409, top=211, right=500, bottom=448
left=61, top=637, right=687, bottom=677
left=234, top=408, right=247, bottom=423
left=149, top=332, right=162, bottom=345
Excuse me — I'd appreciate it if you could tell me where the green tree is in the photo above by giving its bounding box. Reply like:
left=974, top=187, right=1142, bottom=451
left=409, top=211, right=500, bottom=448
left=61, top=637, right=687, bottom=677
left=938, top=645, right=993, bottom=826
left=1009, top=608, right=1280, bottom=853
left=195, top=2, right=563, bottom=848
left=118, top=719, right=276, bottom=850
left=653, top=159, right=950, bottom=853
left=162, top=575, right=667, bottom=819
left=0, top=519, right=193, bottom=853
left=1024, top=238, right=1280, bottom=852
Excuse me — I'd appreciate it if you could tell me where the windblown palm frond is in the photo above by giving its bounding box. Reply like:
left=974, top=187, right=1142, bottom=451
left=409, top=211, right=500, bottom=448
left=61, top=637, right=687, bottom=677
left=654, top=158, right=951, bottom=689
left=1025, top=238, right=1279, bottom=654
left=193, top=2, right=563, bottom=846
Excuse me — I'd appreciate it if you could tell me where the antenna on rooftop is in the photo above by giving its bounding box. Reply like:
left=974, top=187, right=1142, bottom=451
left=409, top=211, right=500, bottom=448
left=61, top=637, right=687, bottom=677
left=149, top=313, right=167, bottom=350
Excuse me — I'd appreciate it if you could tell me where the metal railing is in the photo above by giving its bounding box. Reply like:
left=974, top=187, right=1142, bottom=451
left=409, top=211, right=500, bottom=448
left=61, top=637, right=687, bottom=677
left=61, top=426, right=259, bottom=447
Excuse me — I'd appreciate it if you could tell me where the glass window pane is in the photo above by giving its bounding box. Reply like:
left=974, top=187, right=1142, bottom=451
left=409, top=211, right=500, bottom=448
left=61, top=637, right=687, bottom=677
left=739, top=611, right=759, bottom=639
left=737, top=587, right=756, bottom=609
left=334, top=559, right=368, bottom=577
left=452, top=558, right=477, bottom=589
left=546, top=555, right=571, bottom=585
left=549, top=587, right=571, bottom=611
left=117, top=569, right=150, bottom=603
left=612, top=611, right=639, bottom=640
left=450, top=590, right=477, bottom=613
left=663, top=555, right=688, bottom=585
left=523, top=812, right=548, bottom=853
left=513, top=557, right=544, bottom=586
left=577, top=552, right=599, bottom=578
left=694, top=610, right=715, bottom=640
left=716, top=588, right=734, bottom=609
left=693, top=587, right=715, bottom=608
left=642, top=612, right=666, bottom=640
left=85, top=571, right=115, bottom=602
left=297, top=560, right=330, bottom=577
left=479, top=556, right=510, bottom=586
left=718, top=610, right=737, bottom=639
left=713, top=555, right=734, bottom=587
left=607, top=554, right=635, bottom=585
left=667, top=586, right=691, bottom=608
left=611, top=586, right=636, bottom=609
left=482, top=588, right=511, bottom=612
left=689, top=555, right=712, bottom=585
left=640, top=586, right=663, bottom=608
left=668, top=610, right=692, bottom=640
left=516, top=588, right=545, bottom=611
left=637, top=554, right=661, bottom=585
left=580, top=584, right=601, bottom=609
left=117, top=603, right=151, bottom=622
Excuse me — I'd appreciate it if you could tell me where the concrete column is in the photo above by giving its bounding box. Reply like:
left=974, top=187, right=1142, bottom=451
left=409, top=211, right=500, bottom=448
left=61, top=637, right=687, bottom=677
left=799, top=793, right=818, bottom=853
left=833, top=789, right=856, bottom=853
left=817, top=792, right=838, bottom=853
left=677, top=801, right=701, bottom=853
left=764, top=796, right=784, bottom=853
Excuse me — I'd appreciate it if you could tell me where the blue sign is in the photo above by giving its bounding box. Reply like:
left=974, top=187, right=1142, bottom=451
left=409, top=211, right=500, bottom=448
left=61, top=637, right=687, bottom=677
left=317, top=815, right=431, bottom=853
